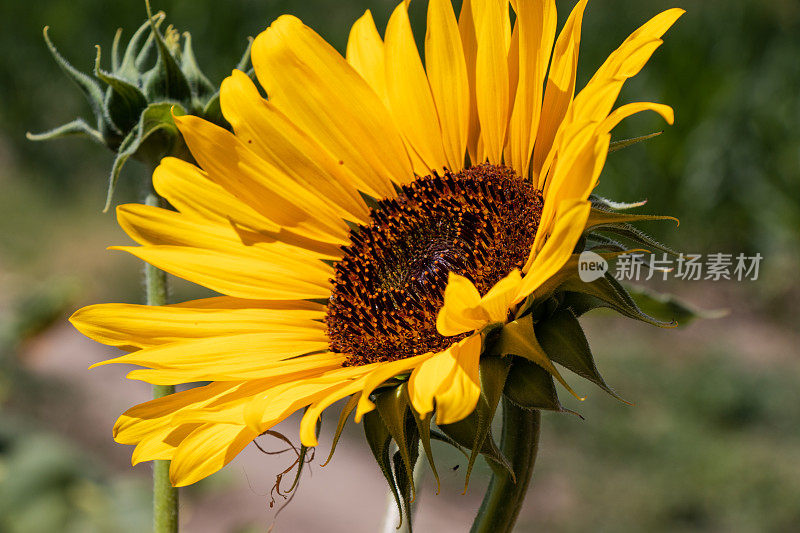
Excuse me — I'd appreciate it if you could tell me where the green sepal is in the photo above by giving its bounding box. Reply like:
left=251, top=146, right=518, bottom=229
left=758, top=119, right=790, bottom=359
left=104, top=102, right=186, bottom=212
left=437, top=412, right=514, bottom=488
left=287, top=444, right=310, bottom=493
left=375, top=383, right=416, bottom=501
left=589, top=195, right=648, bottom=211
left=592, top=224, right=681, bottom=257
left=94, top=46, right=148, bottom=135
left=520, top=251, right=634, bottom=311
left=627, top=285, right=728, bottom=326
left=120, top=13, right=164, bottom=80
left=407, top=394, right=441, bottom=494
left=494, top=314, right=582, bottom=400
left=363, top=409, right=403, bottom=529
left=536, top=309, right=628, bottom=403
left=585, top=208, right=678, bottom=231
left=608, top=131, right=663, bottom=153
left=142, top=3, right=192, bottom=103
left=321, top=393, right=359, bottom=467
left=41, top=27, right=110, bottom=134
left=445, top=355, right=511, bottom=492
left=180, top=32, right=216, bottom=104
left=26, top=119, right=104, bottom=145
left=438, top=356, right=516, bottom=490
left=504, top=356, right=573, bottom=413
left=560, top=273, right=676, bottom=328
left=584, top=233, right=629, bottom=254
left=392, top=439, right=420, bottom=532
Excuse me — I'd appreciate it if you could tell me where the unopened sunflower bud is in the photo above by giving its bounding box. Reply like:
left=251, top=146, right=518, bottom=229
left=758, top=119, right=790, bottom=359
left=27, top=4, right=252, bottom=211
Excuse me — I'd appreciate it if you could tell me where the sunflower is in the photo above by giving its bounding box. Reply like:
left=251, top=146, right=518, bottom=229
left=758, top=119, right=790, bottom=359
left=71, top=0, right=683, bottom=488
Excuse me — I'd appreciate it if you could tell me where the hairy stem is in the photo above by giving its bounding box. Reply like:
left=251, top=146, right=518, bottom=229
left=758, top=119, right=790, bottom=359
left=470, top=400, right=541, bottom=533
left=145, top=191, right=178, bottom=533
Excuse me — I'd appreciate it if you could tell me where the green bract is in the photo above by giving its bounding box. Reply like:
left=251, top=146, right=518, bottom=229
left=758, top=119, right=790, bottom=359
left=27, top=7, right=251, bottom=210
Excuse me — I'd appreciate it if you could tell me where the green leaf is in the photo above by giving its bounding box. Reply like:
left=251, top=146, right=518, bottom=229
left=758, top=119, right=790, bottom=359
left=608, top=131, right=663, bottom=153
left=585, top=207, right=678, bottom=231
left=26, top=119, right=104, bottom=145
left=321, top=393, right=359, bottom=467
left=627, top=285, right=728, bottom=326
left=536, top=309, right=628, bottom=403
left=560, top=273, right=676, bottom=328
left=363, top=410, right=402, bottom=529
left=495, top=314, right=582, bottom=400
left=375, top=384, right=416, bottom=501
left=42, top=27, right=111, bottom=133
left=94, top=46, right=148, bottom=134
left=504, top=356, right=571, bottom=412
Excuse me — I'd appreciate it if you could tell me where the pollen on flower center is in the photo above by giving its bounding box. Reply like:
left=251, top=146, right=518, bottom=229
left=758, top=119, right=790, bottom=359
left=326, top=163, right=543, bottom=367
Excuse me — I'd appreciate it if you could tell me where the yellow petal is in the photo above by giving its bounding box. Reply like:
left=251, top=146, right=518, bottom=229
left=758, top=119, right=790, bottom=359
left=168, top=296, right=325, bottom=312
left=477, top=269, right=522, bottom=323
left=114, top=381, right=241, bottom=444
left=601, top=102, right=674, bottom=133
left=436, top=273, right=487, bottom=336
left=347, top=10, right=388, bottom=104
left=70, top=302, right=324, bottom=350
left=174, top=114, right=349, bottom=244
left=354, top=353, right=434, bottom=422
left=458, top=0, right=480, bottom=162
left=517, top=199, right=591, bottom=302
left=126, top=354, right=345, bottom=386
left=425, top=0, right=470, bottom=171
left=531, top=0, right=588, bottom=184
left=433, top=335, right=482, bottom=425
left=408, top=335, right=481, bottom=424
left=220, top=70, right=370, bottom=224
left=112, top=244, right=332, bottom=300
left=252, top=15, right=413, bottom=195
left=300, top=382, right=367, bottom=447
left=131, top=423, right=200, bottom=464
left=571, top=9, right=684, bottom=124
left=92, top=331, right=329, bottom=370
left=384, top=1, right=450, bottom=173
left=153, top=157, right=276, bottom=233
left=169, top=423, right=258, bottom=486
left=474, top=0, right=510, bottom=163
left=505, top=0, right=556, bottom=177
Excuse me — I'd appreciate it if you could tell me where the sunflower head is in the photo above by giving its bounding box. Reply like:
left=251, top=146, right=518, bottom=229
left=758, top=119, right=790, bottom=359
left=27, top=3, right=252, bottom=210
left=68, top=0, right=692, bottom=517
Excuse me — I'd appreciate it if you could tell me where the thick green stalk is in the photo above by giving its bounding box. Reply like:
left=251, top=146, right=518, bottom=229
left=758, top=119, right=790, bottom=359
left=145, top=191, right=178, bottom=533
left=470, top=400, right=541, bottom=533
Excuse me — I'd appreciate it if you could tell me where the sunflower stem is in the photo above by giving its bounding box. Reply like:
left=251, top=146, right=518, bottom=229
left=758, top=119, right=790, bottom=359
left=470, top=400, right=541, bottom=533
left=144, top=190, right=178, bottom=533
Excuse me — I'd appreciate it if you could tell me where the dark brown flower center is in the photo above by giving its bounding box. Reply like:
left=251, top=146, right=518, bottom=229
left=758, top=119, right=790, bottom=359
left=326, top=163, right=543, bottom=366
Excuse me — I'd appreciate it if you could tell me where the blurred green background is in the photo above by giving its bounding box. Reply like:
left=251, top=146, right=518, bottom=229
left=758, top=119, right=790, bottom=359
left=1, top=0, right=798, bottom=532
